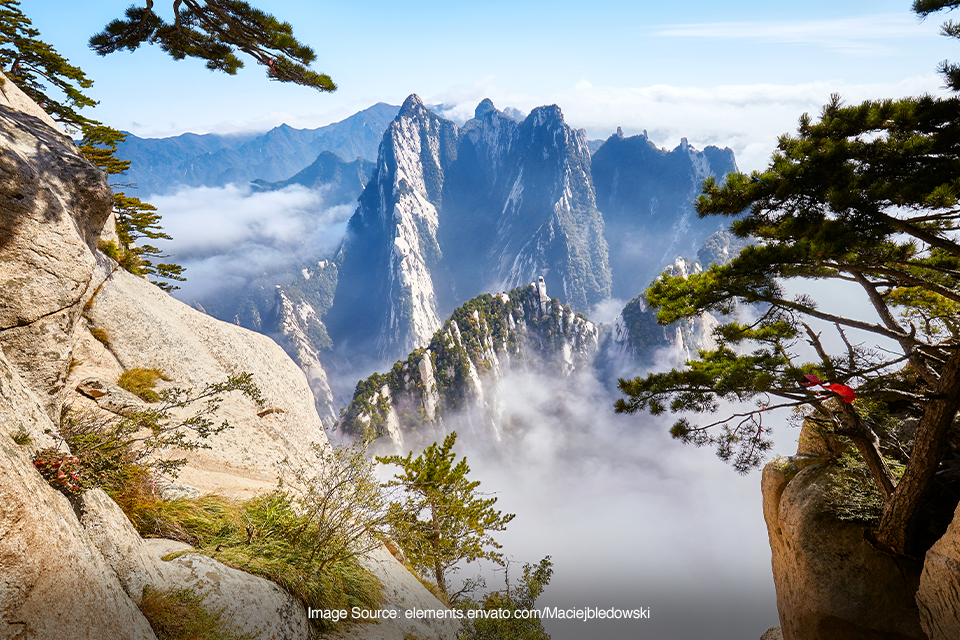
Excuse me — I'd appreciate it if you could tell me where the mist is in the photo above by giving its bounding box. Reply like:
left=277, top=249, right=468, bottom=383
left=376, top=355, right=793, bottom=640
left=146, top=183, right=354, bottom=302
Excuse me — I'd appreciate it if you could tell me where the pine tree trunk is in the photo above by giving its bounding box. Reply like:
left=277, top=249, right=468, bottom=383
left=876, top=350, right=960, bottom=556
left=430, top=497, right=447, bottom=601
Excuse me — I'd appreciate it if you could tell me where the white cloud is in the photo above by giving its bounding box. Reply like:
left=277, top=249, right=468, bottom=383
left=557, top=74, right=948, bottom=173
left=423, top=365, right=785, bottom=640
left=653, top=14, right=941, bottom=55
left=149, top=183, right=354, bottom=301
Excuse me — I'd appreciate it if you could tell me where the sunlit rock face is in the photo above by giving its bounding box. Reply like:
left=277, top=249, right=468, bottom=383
left=327, top=95, right=610, bottom=363
left=0, top=73, right=455, bottom=640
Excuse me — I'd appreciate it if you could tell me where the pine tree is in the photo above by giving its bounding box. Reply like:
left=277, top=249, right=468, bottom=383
left=79, top=124, right=186, bottom=292
left=457, top=557, right=554, bottom=640
left=615, top=92, right=960, bottom=557
left=0, top=0, right=96, bottom=128
left=378, top=432, right=516, bottom=603
left=89, top=1, right=335, bottom=92
left=915, top=0, right=960, bottom=90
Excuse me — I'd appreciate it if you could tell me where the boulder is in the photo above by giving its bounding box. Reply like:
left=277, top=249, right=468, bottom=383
left=76, top=377, right=149, bottom=416
left=763, top=454, right=925, bottom=639
left=146, top=547, right=310, bottom=640
left=917, top=501, right=960, bottom=639
left=158, top=482, right=201, bottom=501
left=761, top=628, right=784, bottom=640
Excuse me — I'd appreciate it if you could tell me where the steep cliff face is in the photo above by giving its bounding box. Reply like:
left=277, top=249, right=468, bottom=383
left=327, top=95, right=610, bottom=362
left=0, top=80, right=113, bottom=415
left=592, top=128, right=738, bottom=299
left=761, top=427, right=927, bottom=640
left=191, top=260, right=340, bottom=426
left=609, top=256, right=720, bottom=364
left=338, top=279, right=599, bottom=449
left=0, top=74, right=454, bottom=640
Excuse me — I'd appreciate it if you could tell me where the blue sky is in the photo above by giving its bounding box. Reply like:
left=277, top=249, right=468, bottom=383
left=27, top=0, right=958, bottom=170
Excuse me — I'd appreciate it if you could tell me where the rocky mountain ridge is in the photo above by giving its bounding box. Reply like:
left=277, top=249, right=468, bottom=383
left=607, top=231, right=752, bottom=363
left=337, top=278, right=599, bottom=451
left=592, top=128, right=738, bottom=299
left=326, top=94, right=612, bottom=363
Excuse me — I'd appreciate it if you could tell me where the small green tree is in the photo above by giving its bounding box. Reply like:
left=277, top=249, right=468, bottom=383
left=457, top=557, right=554, bottom=640
left=0, top=0, right=96, bottom=128
left=79, top=124, right=186, bottom=291
left=378, top=432, right=516, bottom=603
left=89, top=1, right=336, bottom=92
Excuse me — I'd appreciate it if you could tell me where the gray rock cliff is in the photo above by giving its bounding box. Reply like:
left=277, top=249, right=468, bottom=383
left=0, top=72, right=455, bottom=640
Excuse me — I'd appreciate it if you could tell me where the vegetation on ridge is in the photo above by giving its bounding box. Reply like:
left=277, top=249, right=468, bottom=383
left=339, top=284, right=596, bottom=441
left=117, top=367, right=172, bottom=402
left=139, top=586, right=253, bottom=640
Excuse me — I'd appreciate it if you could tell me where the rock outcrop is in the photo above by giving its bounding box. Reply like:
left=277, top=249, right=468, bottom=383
left=0, top=75, right=156, bottom=640
left=917, top=502, right=960, bottom=639
left=339, top=278, right=599, bottom=449
left=1, top=351, right=157, bottom=640
left=0, top=70, right=454, bottom=640
left=0, top=75, right=113, bottom=416
left=761, top=428, right=925, bottom=640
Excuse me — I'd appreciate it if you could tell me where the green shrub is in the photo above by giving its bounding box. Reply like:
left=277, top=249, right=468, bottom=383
left=98, top=239, right=143, bottom=275
left=35, top=374, right=263, bottom=497
left=124, top=490, right=382, bottom=632
left=457, top=557, right=554, bottom=640
left=139, top=585, right=252, bottom=640
left=11, top=428, right=31, bottom=445
left=823, top=450, right=906, bottom=524
left=117, top=368, right=171, bottom=402
left=202, top=495, right=382, bottom=630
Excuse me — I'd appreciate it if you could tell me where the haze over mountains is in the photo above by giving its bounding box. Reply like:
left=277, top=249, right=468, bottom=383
left=117, top=102, right=398, bottom=194
left=117, top=94, right=741, bottom=420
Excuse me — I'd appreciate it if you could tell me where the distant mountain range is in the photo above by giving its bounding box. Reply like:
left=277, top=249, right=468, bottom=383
left=593, top=128, right=738, bottom=299
left=118, top=96, right=744, bottom=422
left=326, top=96, right=739, bottom=363
left=116, top=102, right=398, bottom=195
left=326, top=95, right=611, bottom=362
